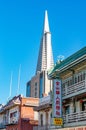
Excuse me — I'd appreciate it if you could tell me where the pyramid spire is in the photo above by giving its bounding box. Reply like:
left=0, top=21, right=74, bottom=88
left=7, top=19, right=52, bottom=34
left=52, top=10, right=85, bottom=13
left=36, top=11, right=54, bottom=74
left=43, top=10, right=50, bottom=33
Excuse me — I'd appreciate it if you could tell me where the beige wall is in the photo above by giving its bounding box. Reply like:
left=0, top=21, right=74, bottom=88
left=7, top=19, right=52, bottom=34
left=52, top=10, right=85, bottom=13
left=30, top=72, right=40, bottom=98
left=38, top=108, right=52, bottom=126
left=30, top=70, right=53, bottom=98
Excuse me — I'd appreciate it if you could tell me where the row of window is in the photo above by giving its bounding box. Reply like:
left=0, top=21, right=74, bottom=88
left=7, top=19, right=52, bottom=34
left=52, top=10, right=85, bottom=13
left=63, top=101, right=86, bottom=114
left=62, top=72, right=85, bottom=87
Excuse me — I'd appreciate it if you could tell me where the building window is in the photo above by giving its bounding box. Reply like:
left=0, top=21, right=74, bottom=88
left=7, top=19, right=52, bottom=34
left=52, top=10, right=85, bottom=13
left=10, top=111, right=18, bottom=123
left=65, top=106, right=70, bottom=114
left=40, top=114, right=43, bottom=126
left=78, top=75, right=80, bottom=82
left=75, top=76, right=77, bottom=83
left=69, top=79, right=72, bottom=86
left=10, top=111, right=17, bottom=118
left=82, top=101, right=86, bottom=111
left=40, top=75, right=43, bottom=98
left=35, top=82, right=37, bottom=97
left=26, top=83, right=31, bottom=97
left=68, top=81, right=70, bottom=86
left=83, top=72, right=85, bottom=80
left=50, top=112, right=52, bottom=118
left=80, top=74, right=83, bottom=81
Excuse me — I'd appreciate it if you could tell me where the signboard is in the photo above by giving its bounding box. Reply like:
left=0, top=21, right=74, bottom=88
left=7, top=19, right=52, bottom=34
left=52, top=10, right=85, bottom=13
left=53, top=79, right=62, bottom=118
left=53, top=118, right=63, bottom=126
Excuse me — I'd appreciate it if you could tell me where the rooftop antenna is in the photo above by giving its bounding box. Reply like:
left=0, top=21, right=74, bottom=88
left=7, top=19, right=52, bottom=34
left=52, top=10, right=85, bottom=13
left=17, top=64, right=21, bottom=95
left=7, top=71, right=13, bottom=101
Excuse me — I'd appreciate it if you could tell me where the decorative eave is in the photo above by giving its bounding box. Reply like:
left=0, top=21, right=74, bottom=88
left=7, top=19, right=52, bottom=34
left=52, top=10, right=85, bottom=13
left=0, top=104, right=19, bottom=114
left=1, top=102, right=20, bottom=112
left=0, top=95, right=21, bottom=113
left=48, top=46, right=86, bottom=79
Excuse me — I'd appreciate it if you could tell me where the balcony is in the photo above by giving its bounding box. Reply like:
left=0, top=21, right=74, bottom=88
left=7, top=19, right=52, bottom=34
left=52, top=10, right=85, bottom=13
left=63, top=111, right=86, bottom=127
left=33, top=125, right=50, bottom=130
left=34, top=95, right=52, bottom=111
left=62, top=80, right=86, bottom=99
left=39, top=95, right=51, bottom=106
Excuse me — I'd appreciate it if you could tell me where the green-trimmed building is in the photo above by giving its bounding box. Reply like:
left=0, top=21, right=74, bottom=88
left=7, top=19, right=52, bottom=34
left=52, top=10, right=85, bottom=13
left=48, top=46, right=86, bottom=129
left=34, top=46, right=86, bottom=130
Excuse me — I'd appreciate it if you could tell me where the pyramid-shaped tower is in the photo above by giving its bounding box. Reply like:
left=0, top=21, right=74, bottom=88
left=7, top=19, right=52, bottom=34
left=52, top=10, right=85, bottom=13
left=36, top=10, right=54, bottom=73
left=26, top=11, right=54, bottom=98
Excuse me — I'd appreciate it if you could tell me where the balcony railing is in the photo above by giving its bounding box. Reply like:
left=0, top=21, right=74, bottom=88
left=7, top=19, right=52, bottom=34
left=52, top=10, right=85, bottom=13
left=63, top=110, right=86, bottom=124
left=33, top=125, right=50, bottom=130
left=62, top=80, right=86, bottom=99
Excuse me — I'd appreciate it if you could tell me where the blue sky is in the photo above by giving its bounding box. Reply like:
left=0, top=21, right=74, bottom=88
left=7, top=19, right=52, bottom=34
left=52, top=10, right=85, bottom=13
left=0, top=0, right=86, bottom=104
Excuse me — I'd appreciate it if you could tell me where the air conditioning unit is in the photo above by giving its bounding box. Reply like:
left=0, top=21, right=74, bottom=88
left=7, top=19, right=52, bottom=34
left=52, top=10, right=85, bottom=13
left=12, top=117, right=17, bottom=123
left=10, top=117, right=18, bottom=124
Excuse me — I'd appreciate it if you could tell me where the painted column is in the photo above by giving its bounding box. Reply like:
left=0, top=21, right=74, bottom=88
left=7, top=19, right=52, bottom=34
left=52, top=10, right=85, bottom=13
left=43, top=112, right=46, bottom=125
left=76, top=101, right=81, bottom=112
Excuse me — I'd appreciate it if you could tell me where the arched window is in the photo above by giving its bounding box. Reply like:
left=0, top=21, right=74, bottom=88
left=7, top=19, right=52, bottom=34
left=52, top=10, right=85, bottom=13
left=50, top=112, right=52, bottom=118
left=40, top=114, right=43, bottom=126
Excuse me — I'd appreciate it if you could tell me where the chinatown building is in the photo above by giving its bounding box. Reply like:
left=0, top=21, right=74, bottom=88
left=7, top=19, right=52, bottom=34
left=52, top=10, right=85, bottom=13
left=48, top=46, right=86, bottom=130
left=34, top=46, right=86, bottom=130
left=0, top=95, right=39, bottom=130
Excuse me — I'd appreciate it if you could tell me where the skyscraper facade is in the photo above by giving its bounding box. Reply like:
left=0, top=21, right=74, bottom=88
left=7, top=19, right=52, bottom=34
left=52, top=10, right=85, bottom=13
left=26, top=11, right=54, bottom=98
left=36, top=10, right=54, bottom=73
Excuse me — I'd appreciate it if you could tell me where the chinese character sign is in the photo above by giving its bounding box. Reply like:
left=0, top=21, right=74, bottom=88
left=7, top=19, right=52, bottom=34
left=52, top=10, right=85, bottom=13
left=53, top=118, right=63, bottom=126
left=53, top=79, right=62, bottom=118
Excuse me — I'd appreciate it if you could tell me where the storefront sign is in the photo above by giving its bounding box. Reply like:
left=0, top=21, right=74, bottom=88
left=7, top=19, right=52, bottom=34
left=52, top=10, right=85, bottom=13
left=53, top=79, right=62, bottom=118
left=53, top=118, right=63, bottom=126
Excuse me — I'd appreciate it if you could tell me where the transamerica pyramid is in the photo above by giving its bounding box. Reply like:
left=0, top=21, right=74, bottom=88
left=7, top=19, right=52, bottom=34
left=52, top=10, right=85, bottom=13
left=26, top=10, right=54, bottom=98
left=36, top=10, right=54, bottom=73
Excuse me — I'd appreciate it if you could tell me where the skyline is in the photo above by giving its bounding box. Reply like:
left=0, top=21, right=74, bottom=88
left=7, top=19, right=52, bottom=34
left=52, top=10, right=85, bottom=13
left=0, top=0, right=86, bottom=104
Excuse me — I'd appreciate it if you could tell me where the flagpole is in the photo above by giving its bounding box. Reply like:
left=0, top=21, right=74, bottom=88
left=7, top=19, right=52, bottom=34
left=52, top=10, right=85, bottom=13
left=17, top=64, right=21, bottom=95
left=7, top=71, right=13, bottom=101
